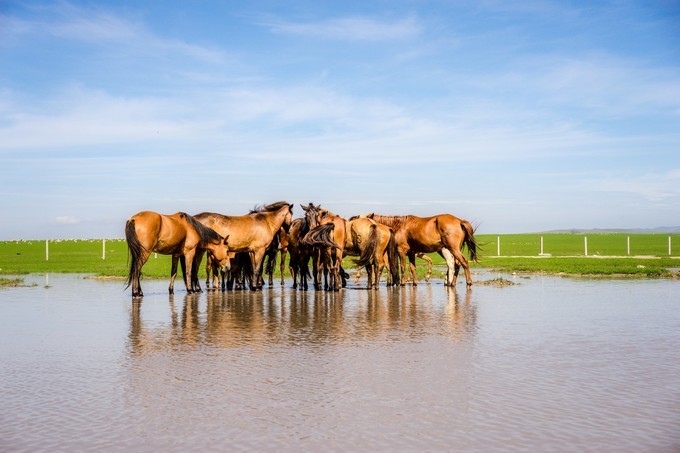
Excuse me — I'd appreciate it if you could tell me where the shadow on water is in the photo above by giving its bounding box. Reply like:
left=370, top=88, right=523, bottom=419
left=128, top=285, right=477, bottom=354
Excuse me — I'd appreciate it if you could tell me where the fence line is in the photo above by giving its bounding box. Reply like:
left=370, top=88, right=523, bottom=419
left=489, top=234, right=676, bottom=257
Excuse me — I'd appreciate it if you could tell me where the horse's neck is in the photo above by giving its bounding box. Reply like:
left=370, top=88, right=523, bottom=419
left=268, top=208, right=289, bottom=232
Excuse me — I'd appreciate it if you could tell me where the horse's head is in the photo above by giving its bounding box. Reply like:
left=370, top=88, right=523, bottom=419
left=303, top=203, right=322, bottom=229
left=209, top=235, right=231, bottom=272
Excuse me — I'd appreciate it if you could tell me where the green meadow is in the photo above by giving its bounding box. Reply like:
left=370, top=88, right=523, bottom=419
left=0, top=233, right=678, bottom=281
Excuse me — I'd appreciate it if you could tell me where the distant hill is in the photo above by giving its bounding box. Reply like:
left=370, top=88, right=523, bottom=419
left=540, top=226, right=680, bottom=234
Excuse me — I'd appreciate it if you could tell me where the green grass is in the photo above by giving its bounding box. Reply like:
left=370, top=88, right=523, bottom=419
left=0, top=234, right=678, bottom=280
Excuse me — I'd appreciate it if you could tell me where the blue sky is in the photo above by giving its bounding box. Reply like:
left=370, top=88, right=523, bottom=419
left=1, top=1, right=679, bottom=239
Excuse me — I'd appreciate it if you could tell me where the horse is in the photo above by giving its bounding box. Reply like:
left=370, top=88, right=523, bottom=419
left=304, top=211, right=395, bottom=290
left=348, top=215, right=401, bottom=287
left=193, top=202, right=293, bottom=291
left=261, top=227, right=288, bottom=287
left=125, top=211, right=230, bottom=298
left=366, top=213, right=478, bottom=287
left=286, top=203, right=322, bottom=290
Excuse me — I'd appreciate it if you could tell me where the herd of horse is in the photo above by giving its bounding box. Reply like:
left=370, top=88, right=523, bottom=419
left=124, top=202, right=478, bottom=298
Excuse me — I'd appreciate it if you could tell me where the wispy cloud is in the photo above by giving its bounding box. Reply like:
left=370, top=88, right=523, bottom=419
left=55, top=216, right=80, bottom=225
left=264, top=15, right=421, bottom=41
left=594, top=169, right=680, bottom=202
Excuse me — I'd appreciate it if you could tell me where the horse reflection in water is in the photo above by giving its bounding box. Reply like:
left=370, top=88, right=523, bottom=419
left=127, top=286, right=476, bottom=355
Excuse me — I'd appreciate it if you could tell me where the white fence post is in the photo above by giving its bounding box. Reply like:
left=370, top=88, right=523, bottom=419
left=497, top=236, right=500, bottom=256
left=45, top=240, right=49, bottom=261
left=627, top=236, right=630, bottom=256
left=584, top=236, right=588, bottom=256
left=102, top=239, right=106, bottom=260
left=540, top=236, right=544, bottom=255
left=670, top=236, right=672, bottom=256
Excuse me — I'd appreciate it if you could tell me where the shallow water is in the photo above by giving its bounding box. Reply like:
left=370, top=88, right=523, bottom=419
left=0, top=272, right=678, bottom=452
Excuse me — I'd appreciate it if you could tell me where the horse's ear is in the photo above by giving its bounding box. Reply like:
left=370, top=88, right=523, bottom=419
left=223, top=235, right=229, bottom=246
left=289, top=203, right=294, bottom=212
left=300, top=204, right=307, bottom=211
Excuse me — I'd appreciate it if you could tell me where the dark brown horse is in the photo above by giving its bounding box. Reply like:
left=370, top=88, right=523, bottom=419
left=303, top=211, right=390, bottom=290
left=286, top=203, right=322, bottom=290
left=366, top=213, right=478, bottom=287
left=194, top=202, right=293, bottom=290
left=125, top=211, right=230, bottom=298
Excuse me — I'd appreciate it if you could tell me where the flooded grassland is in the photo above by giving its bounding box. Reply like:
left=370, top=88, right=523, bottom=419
left=0, top=272, right=678, bottom=452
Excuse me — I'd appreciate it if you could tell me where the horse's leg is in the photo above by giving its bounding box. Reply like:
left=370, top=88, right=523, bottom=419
left=279, top=249, right=287, bottom=286
left=132, top=251, right=151, bottom=298
left=204, top=253, right=212, bottom=290
left=169, top=255, right=181, bottom=294
left=183, top=250, right=196, bottom=293
left=420, top=253, right=433, bottom=282
left=366, top=262, right=374, bottom=290
left=440, top=248, right=456, bottom=286
left=312, top=252, right=321, bottom=291
left=398, top=249, right=409, bottom=286
left=407, top=252, right=418, bottom=286
left=449, top=247, right=472, bottom=286
left=249, top=250, right=265, bottom=291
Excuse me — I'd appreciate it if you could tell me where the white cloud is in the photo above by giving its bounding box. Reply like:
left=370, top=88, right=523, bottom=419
left=592, top=169, right=680, bottom=202
left=55, top=216, right=80, bottom=225
left=264, top=15, right=421, bottom=41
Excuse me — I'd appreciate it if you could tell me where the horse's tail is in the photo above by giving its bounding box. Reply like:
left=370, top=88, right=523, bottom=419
left=301, top=223, right=336, bottom=248
left=386, top=229, right=400, bottom=286
left=354, top=224, right=378, bottom=268
left=125, top=218, right=144, bottom=289
left=461, top=220, right=479, bottom=262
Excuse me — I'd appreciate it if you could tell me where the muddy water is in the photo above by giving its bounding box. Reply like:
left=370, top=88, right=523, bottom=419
left=0, top=272, right=678, bottom=451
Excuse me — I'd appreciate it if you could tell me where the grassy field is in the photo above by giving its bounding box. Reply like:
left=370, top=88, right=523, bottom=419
left=0, top=233, right=678, bottom=281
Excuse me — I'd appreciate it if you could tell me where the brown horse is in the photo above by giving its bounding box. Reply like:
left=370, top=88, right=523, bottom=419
left=366, top=213, right=478, bottom=287
left=125, top=211, right=230, bottom=298
left=261, top=227, right=288, bottom=287
left=194, top=202, right=293, bottom=290
left=287, top=203, right=322, bottom=290
left=304, top=212, right=392, bottom=290
left=348, top=215, right=401, bottom=287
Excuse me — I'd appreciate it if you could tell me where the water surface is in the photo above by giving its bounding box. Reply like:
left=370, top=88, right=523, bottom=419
left=1, top=273, right=678, bottom=451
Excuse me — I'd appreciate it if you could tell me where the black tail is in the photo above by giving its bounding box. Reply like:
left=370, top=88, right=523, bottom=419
left=125, top=218, right=144, bottom=289
left=354, top=224, right=378, bottom=268
left=386, top=229, right=400, bottom=286
left=461, top=220, right=479, bottom=262
left=301, top=223, right=336, bottom=248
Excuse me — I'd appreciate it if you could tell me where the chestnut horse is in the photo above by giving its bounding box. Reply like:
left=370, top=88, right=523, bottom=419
left=366, top=213, right=478, bottom=287
left=348, top=215, right=401, bottom=287
left=125, top=211, right=230, bottom=298
left=194, top=202, right=293, bottom=290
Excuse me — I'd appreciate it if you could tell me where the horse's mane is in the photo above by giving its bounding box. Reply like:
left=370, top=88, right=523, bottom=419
left=249, top=201, right=290, bottom=214
left=181, top=213, right=223, bottom=244
left=368, top=214, right=415, bottom=230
